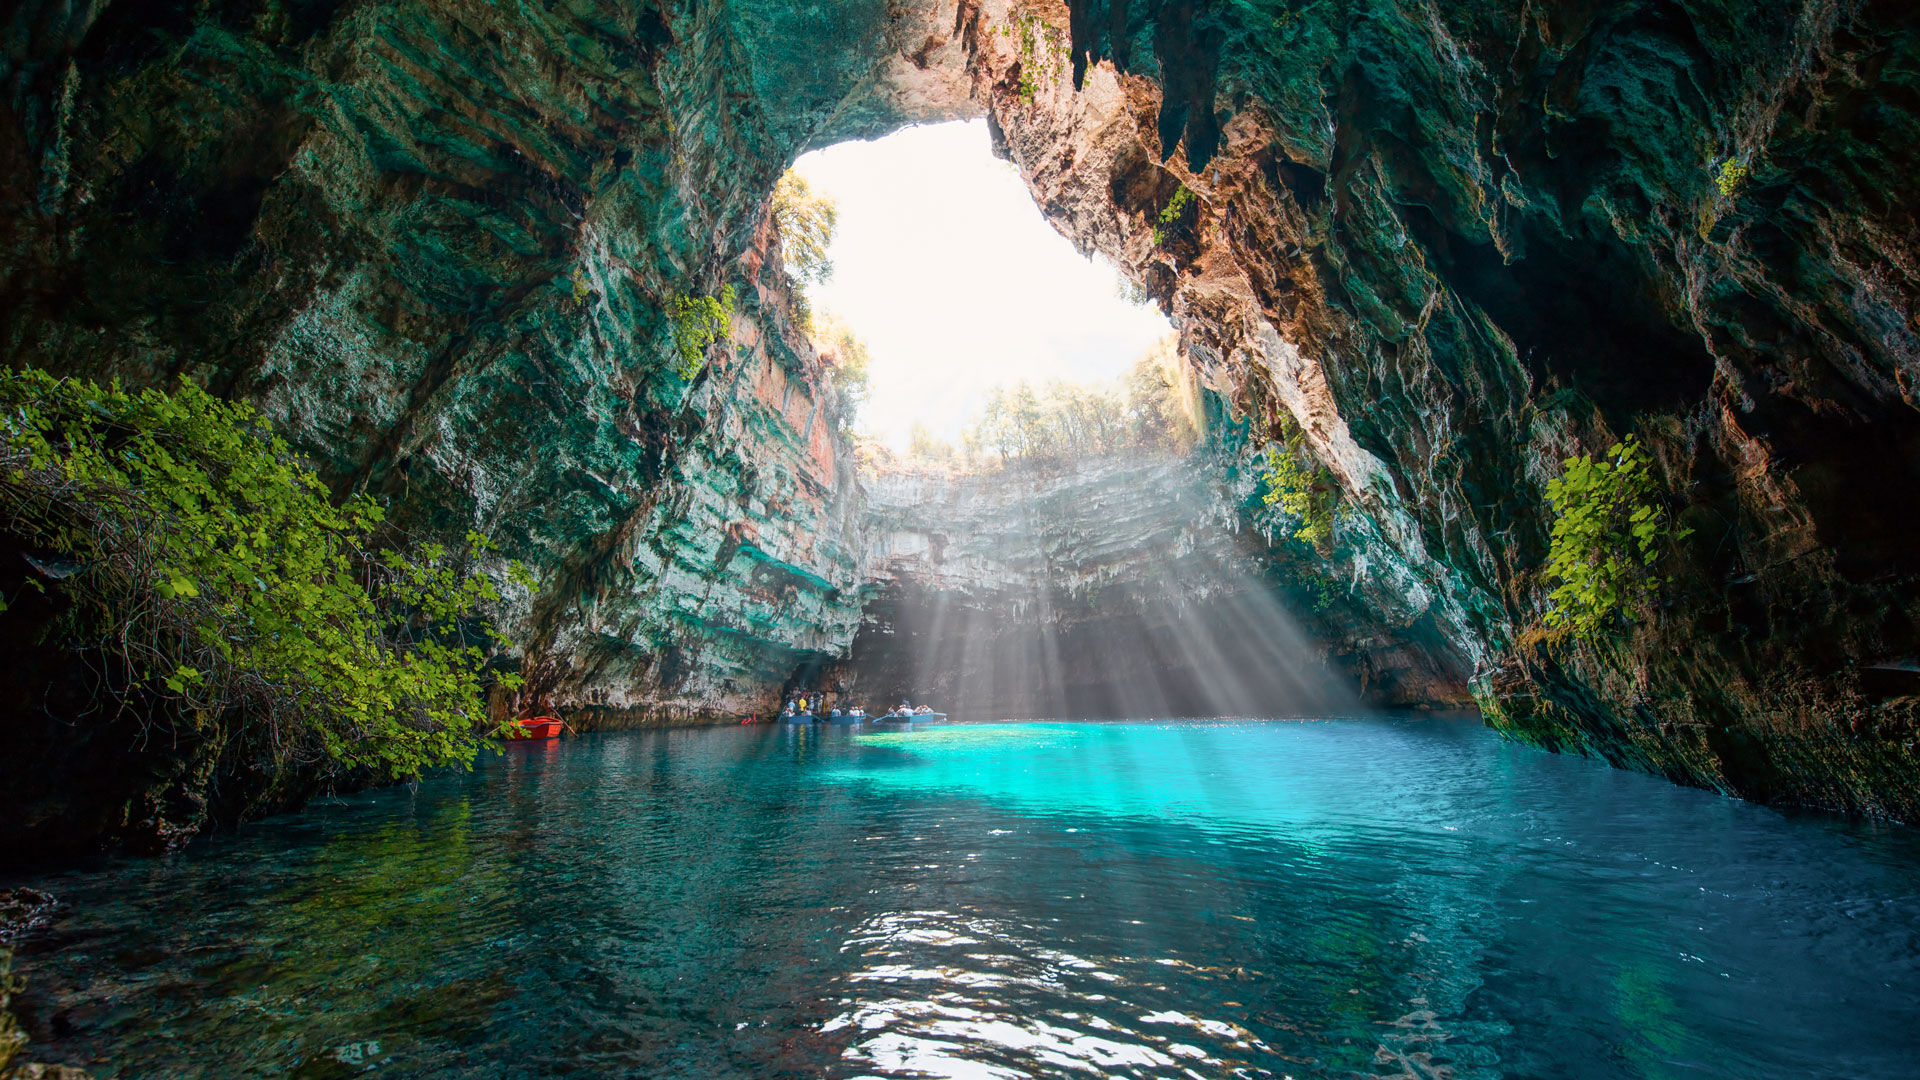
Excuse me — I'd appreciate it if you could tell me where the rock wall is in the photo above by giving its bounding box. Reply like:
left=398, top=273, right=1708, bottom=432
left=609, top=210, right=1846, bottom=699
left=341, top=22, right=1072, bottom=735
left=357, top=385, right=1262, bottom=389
left=0, top=0, right=974, bottom=726
left=2, top=0, right=1917, bottom=827
left=841, top=455, right=1339, bottom=718
left=981, top=0, right=1920, bottom=817
left=0, top=0, right=983, bottom=851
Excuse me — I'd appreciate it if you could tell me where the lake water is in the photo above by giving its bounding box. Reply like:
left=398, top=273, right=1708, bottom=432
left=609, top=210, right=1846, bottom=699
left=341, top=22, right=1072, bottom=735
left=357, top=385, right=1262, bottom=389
left=5, top=717, right=1919, bottom=1079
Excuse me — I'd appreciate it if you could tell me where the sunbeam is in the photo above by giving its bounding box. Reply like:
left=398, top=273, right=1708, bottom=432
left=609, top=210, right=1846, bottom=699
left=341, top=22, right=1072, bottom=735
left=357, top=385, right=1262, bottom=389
left=839, top=456, right=1356, bottom=720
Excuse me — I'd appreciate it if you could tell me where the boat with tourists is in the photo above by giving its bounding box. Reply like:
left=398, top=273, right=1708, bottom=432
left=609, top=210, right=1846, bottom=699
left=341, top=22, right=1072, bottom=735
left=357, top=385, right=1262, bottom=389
left=779, top=699, right=940, bottom=724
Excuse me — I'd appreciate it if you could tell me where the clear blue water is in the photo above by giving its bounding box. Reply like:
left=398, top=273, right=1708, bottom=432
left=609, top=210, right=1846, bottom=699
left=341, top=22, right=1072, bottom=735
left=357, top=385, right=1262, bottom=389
left=6, top=717, right=1919, bottom=1079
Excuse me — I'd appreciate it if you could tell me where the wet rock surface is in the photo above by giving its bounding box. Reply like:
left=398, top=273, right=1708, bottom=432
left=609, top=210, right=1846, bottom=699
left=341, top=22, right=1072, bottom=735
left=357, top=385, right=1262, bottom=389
left=1, top=928, right=93, bottom=1080
left=0, top=894, right=57, bottom=946
left=0, top=0, right=1916, bottom=827
left=0, top=0, right=964, bottom=850
left=0, top=0, right=972, bottom=733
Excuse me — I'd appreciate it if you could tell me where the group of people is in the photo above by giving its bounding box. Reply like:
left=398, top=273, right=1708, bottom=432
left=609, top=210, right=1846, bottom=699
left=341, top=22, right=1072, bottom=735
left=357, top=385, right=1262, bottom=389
left=777, top=694, right=935, bottom=720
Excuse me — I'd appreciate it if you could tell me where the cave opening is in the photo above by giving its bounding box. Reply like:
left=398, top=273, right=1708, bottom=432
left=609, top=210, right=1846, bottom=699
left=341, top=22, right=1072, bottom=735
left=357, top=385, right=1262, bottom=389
left=7, top=0, right=1920, bottom=1073
left=781, top=118, right=1170, bottom=454
left=768, top=121, right=1360, bottom=721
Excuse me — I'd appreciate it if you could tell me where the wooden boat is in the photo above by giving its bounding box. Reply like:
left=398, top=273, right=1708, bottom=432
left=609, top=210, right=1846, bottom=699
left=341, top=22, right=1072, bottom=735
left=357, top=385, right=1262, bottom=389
left=506, top=715, right=564, bottom=741
left=876, top=711, right=946, bottom=722
left=781, top=712, right=817, bottom=724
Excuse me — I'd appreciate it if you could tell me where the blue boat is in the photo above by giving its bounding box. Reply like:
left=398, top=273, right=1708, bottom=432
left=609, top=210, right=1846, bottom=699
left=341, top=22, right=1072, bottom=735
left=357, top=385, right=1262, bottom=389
left=875, top=711, right=946, bottom=723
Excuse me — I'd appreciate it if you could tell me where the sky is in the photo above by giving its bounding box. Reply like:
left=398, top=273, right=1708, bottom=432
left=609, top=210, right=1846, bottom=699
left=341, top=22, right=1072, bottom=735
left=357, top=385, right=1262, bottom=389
left=791, top=119, right=1171, bottom=451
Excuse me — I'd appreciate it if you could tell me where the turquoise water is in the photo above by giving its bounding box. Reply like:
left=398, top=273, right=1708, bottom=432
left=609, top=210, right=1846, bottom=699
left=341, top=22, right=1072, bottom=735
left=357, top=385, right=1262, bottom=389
left=6, top=717, right=1919, bottom=1079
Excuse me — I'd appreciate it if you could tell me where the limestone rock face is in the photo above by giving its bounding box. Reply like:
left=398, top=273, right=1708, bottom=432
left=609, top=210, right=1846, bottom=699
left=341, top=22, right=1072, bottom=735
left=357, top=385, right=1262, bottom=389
left=0, top=0, right=972, bottom=728
left=0, top=0, right=981, bottom=850
left=1, top=0, right=1917, bottom=831
left=982, top=0, right=1920, bottom=816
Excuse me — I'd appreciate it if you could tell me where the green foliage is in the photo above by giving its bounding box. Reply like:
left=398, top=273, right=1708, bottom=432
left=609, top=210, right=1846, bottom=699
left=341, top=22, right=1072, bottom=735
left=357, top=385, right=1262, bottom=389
left=0, top=369, right=526, bottom=779
left=1153, top=184, right=1196, bottom=245
left=669, top=285, right=736, bottom=381
left=1540, top=435, right=1691, bottom=638
left=1260, top=423, right=1342, bottom=550
left=1278, top=562, right=1342, bottom=613
left=1116, top=273, right=1156, bottom=308
left=954, top=338, right=1199, bottom=466
left=771, top=170, right=837, bottom=294
left=1713, top=159, right=1748, bottom=199
left=0, top=946, right=23, bottom=1074
left=998, top=13, right=1067, bottom=104
left=1124, top=337, right=1203, bottom=451
left=810, top=313, right=871, bottom=430
left=907, top=422, right=956, bottom=462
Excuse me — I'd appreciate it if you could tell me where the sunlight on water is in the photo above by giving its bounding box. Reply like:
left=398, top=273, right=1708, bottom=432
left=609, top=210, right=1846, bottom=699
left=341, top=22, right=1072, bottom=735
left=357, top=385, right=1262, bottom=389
left=816, top=719, right=1517, bottom=1079
left=839, top=720, right=1377, bottom=836
left=4, top=718, right=1918, bottom=1080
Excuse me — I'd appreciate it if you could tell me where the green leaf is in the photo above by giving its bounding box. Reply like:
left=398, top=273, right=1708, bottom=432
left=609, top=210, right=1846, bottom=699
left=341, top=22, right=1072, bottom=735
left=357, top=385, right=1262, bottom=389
left=1538, top=434, right=1685, bottom=639
left=0, top=365, right=521, bottom=779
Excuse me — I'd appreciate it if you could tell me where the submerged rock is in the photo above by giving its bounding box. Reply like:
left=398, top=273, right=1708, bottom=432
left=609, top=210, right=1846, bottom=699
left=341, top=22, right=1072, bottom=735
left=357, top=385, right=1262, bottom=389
left=0, top=945, right=86, bottom=1080
left=0, top=893, right=56, bottom=945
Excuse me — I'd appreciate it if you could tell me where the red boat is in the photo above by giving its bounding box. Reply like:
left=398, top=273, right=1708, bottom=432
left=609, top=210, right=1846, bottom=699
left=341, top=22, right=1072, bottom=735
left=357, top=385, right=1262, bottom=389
left=506, top=715, right=564, bottom=741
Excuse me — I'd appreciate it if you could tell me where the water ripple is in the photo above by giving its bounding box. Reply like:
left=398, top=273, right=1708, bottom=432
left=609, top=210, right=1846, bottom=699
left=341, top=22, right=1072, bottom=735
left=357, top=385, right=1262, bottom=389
left=2, top=718, right=1917, bottom=1080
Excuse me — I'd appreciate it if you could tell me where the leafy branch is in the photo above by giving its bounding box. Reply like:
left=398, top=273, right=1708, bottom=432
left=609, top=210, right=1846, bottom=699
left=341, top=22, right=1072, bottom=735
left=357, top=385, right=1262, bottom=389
left=1540, top=435, right=1691, bottom=639
left=1260, top=420, right=1343, bottom=552
left=0, top=369, right=528, bottom=780
left=669, top=285, right=737, bottom=381
left=1153, top=184, right=1196, bottom=246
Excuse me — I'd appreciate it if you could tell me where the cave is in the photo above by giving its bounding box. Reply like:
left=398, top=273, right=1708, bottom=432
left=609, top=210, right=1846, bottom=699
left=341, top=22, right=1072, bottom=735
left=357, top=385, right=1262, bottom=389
left=1, top=0, right=1919, bottom=1074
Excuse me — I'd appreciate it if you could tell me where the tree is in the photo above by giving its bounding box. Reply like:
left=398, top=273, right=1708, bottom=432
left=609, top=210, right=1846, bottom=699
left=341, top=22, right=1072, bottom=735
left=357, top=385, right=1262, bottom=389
left=0, top=369, right=526, bottom=781
left=1124, top=337, right=1201, bottom=452
left=955, top=337, right=1199, bottom=467
left=771, top=170, right=837, bottom=287
left=907, top=422, right=955, bottom=462
left=810, top=313, right=872, bottom=429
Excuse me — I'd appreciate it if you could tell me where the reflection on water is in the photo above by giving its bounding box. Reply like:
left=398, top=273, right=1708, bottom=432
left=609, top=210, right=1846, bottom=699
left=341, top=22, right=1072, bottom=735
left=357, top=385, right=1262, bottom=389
left=824, top=907, right=1292, bottom=1079
left=5, top=717, right=1919, bottom=1079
